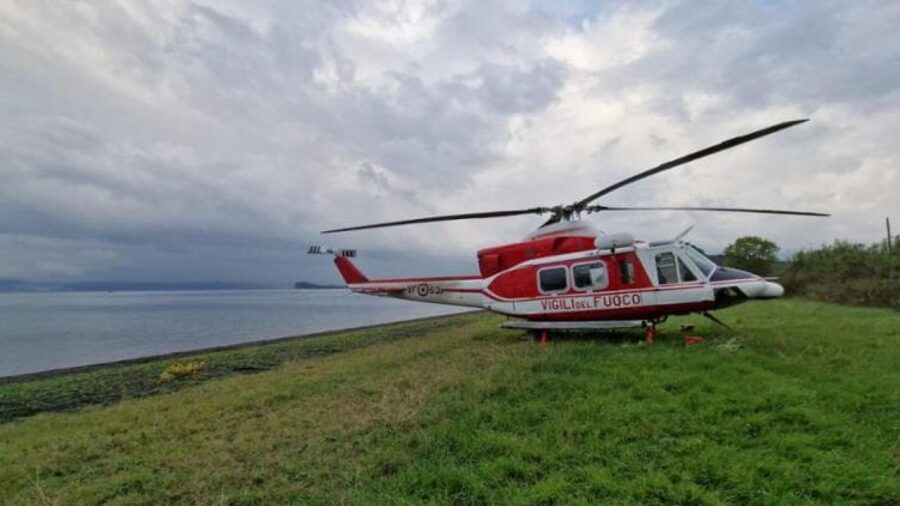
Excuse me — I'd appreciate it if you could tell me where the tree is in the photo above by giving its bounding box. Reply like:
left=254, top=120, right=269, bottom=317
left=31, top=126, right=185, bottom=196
left=724, top=236, right=779, bottom=276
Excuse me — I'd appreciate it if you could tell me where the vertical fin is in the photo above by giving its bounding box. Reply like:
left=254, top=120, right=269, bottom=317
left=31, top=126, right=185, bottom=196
left=334, top=256, right=368, bottom=284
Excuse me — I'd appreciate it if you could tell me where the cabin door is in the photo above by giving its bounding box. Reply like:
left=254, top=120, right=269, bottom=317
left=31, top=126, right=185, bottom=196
left=651, top=250, right=709, bottom=307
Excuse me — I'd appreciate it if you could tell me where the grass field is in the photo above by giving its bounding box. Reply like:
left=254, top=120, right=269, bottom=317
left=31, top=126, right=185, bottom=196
left=1, top=300, right=898, bottom=504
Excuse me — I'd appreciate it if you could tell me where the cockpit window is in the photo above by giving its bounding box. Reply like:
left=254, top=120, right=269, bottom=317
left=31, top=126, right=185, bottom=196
left=710, top=267, right=756, bottom=282
left=678, top=257, right=698, bottom=282
left=683, top=246, right=717, bottom=278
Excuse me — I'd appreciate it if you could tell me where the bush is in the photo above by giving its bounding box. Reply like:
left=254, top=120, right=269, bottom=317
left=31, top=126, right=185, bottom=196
left=724, top=236, right=779, bottom=276
left=781, top=238, right=900, bottom=309
left=801, top=279, right=900, bottom=309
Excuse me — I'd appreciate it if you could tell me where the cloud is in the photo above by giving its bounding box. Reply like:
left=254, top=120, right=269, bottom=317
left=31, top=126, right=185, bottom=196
left=0, top=0, right=898, bottom=283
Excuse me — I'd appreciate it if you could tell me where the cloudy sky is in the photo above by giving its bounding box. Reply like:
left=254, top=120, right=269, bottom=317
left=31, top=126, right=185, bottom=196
left=1, top=0, right=898, bottom=285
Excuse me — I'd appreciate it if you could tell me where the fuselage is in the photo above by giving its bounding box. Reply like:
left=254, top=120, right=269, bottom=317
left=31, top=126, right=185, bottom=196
left=332, top=229, right=783, bottom=323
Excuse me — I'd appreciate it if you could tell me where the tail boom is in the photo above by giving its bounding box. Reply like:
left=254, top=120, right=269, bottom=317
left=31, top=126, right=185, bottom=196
left=309, top=245, right=487, bottom=309
left=347, top=274, right=487, bottom=309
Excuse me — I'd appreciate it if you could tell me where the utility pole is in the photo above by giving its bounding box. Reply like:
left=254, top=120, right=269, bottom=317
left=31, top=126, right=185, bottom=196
left=887, top=217, right=893, bottom=278
left=888, top=218, right=893, bottom=254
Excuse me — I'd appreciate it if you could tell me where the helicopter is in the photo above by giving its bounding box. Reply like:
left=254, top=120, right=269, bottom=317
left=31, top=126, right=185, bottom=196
left=310, top=119, right=828, bottom=343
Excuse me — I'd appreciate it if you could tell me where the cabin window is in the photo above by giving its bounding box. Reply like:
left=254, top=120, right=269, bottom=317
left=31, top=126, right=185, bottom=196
left=619, top=260, right=635, bottom=284
left=655, top=252, right=678, bottom=285
left=573, top=262, right=608, bottom=291
left=538, top=267, right=568, bottom=293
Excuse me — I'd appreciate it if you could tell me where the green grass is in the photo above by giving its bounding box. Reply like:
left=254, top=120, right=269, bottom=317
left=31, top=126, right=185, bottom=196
left=1, top=300, right=898, bottom=504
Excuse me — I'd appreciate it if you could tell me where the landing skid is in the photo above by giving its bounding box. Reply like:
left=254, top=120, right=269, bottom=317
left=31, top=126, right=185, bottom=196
left=504, top=318, right=668, bottom=345
left=500, top=320, right=645, bottom=331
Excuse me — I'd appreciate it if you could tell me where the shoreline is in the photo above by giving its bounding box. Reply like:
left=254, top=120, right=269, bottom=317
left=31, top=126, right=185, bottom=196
left=0, top=310, right=481, bottom=384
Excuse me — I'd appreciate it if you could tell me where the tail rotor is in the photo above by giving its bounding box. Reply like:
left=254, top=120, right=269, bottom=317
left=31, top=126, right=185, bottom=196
left=307, top=246, right=357, bottom=258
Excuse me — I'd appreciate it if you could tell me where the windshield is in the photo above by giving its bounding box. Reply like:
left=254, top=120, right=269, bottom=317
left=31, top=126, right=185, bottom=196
left=682, top=245, right=717, bottom=278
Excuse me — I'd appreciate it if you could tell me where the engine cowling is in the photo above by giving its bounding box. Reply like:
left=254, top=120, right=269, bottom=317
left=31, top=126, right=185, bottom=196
left=594, top=232, right=635, bottom=251
left=476, top=235, right=597, bottom=277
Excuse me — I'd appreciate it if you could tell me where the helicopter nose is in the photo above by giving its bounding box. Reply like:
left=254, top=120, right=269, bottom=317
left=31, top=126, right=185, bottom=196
left=734, top=279, right=784, bottom=299
left=759, top=281, right=784, bottom=299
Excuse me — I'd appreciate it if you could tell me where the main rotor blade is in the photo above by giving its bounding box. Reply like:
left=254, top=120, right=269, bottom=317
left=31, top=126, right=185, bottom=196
left=321, top=207, right=550, bottom=233
left=592, top=205, right=829, bottom=217
left=575, top=119, right=809, bottom=208
left=541, top=214, right=562, bottom=227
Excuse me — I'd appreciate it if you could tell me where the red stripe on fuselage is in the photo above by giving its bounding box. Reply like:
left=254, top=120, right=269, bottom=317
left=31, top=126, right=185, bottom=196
left=448, top=282, right=707, bottom=303
left=524, top=300, right=716, bottom=322
left=364, top=275, right=482, bottom=283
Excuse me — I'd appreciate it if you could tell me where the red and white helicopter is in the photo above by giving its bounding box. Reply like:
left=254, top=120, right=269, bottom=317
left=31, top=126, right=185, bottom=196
left=311, top=119, right=828, bottom=342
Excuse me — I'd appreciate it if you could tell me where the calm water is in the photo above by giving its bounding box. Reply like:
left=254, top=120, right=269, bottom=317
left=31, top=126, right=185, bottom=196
left=0, top=289, right=470, bottom=377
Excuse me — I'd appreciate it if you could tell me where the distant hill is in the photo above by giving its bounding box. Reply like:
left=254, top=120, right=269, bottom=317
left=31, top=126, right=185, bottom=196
left=0, top=280, right=276, bottom=293
left=293, top=281, right=346, bottom=289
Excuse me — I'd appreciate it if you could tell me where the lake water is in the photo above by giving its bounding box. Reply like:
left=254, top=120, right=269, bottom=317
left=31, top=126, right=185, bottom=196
left=0, top=289, right=470, bottom=377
